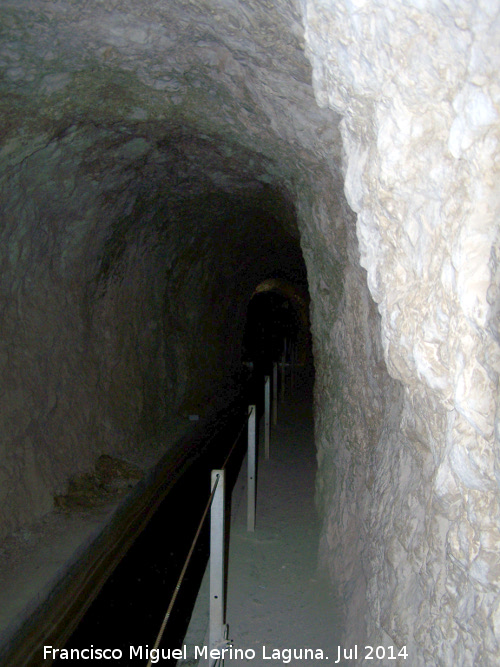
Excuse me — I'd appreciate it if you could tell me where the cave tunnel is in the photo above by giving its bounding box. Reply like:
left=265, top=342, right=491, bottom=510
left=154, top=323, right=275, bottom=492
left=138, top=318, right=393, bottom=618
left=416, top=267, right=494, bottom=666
left=242, top=278, right=312, bottom=376
left=0, top=1, right=499, bottom=665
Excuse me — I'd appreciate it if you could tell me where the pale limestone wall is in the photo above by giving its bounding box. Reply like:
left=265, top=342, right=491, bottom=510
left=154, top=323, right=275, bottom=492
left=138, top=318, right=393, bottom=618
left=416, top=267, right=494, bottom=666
left=302, top=0, right=500, bottom=663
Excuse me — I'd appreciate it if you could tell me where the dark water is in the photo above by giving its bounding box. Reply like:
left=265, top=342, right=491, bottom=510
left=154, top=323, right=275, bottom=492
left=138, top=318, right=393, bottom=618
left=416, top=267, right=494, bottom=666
left=57, top=398, right=255, bottom=666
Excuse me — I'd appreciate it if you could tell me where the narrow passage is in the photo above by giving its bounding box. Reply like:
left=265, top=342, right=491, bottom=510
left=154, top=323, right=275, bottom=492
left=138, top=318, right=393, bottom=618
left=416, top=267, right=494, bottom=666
left=183, top=369, right=343, bottom=665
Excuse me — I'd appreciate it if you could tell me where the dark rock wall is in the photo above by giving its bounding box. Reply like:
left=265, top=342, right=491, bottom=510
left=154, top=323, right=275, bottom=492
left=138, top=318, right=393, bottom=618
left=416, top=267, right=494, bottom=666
left=0, top=0, right=344, bottom=540
left=0, top=122, right=313, bottom=538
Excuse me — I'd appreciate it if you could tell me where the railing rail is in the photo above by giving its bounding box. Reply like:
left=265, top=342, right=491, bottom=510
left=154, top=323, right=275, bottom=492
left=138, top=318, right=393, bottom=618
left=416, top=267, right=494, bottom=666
left=147, top=369, right=286, bottom=667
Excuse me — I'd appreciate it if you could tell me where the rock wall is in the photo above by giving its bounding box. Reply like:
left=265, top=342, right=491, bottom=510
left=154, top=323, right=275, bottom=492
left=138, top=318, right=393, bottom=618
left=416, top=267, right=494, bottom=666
left=0, top=122, right=310, bottom=539
left=0, top=0, right=339, bottom=543
left=302, top=0, right=500, bottom=663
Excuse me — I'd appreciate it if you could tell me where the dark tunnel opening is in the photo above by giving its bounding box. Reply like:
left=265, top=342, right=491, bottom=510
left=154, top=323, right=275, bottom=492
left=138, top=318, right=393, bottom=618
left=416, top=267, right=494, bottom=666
left=242, top=279, right=313, bottom=379
left=243, top=292, right=299, bottom=373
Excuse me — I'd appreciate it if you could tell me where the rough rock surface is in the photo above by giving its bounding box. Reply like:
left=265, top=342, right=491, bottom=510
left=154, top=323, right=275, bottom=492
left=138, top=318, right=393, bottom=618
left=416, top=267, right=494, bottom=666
left=0, top=0, right=338, bottom=540
left=303, top=0, right=500, bottom=664
left=0, top=0, right=499, bottom=664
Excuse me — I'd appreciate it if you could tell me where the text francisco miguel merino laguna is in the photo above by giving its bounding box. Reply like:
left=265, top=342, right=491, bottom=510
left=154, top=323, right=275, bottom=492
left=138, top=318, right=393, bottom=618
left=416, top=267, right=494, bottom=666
left=43, top=644, right=331, bottom=663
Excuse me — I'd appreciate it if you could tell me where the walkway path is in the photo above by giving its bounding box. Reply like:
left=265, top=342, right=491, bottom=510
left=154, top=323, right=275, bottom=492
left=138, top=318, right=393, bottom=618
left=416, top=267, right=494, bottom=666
left=181, top=374, right=343, bottom=666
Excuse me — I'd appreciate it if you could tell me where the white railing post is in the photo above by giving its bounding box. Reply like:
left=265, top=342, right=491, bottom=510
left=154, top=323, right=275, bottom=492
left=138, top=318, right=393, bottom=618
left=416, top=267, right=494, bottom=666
left=247, top=405, right=256, bottom=532
left=272, top=362, right=278, bottom=426
left=264, top=375, right=270, bottom=460
left=209, top=470, right=226, bottom=659
left=280, top=350, right=286, bottom=404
